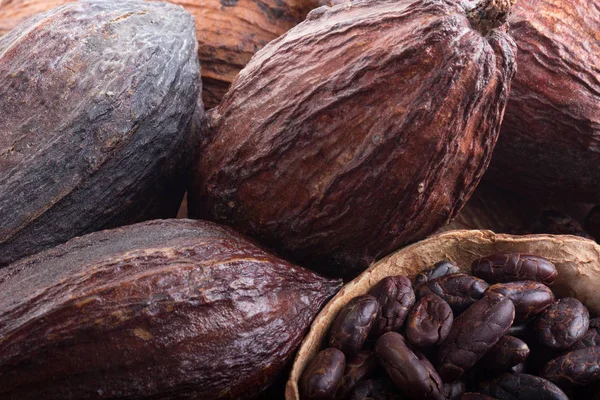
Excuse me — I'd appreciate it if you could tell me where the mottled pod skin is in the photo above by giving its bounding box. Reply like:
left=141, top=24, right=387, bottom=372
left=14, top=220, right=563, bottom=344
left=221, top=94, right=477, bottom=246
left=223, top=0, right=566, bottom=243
left=189, top=0, right=517, bottom=278
left=414, top=260, right=460, bottom=287
left=478, top=373, right=568, bottom=400
left=472, top=254, right=557, bottom=285
left=486, top=281, right=554, bottom=322
left=406, top=293, right=453, bottom=347
left=0, top=0, right=201, bottom=266
left=416, top=273, right=489, bottom=314
left=541, top=346, right=600, bottom=389
left=486, top=0, right=600, bottom=202
left=572, top=318, right=600, bottom=350
left=438, top=293, right=515, bottom=382
left=369, top=276, right=415, bottom=338
left=329, top=295, right=380, bottom=358
left=336, top=351, right=378, bottom=398
left=376, top=332, right=444, bottom=400
left=535, top=298, right=590, bottom=350
left=0, top=219, right=342, bottom=399
left=300, top=348, right=346, bottom=400
left=480, top=336, right=530, bottom=372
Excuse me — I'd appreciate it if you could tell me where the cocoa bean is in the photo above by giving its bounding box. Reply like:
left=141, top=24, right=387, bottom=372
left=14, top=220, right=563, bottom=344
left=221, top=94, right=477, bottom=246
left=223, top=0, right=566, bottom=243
left=486, top=281, right=554, bottom=322
left=478, top=373, right=568, bottom=400
left=348, top=379, right=404, bottom=400
left=480, top=336, right=530, bottom=372
left=472, top=254, right=557, bottom=284
left=416, top=274, right=489, bottom=314
left=571, top=318, right=600, bottom=350
left=541, top=346, right=600, bottom=389
left=301, top=348, right=346, bottom=400
left=369, top=276, right=415, bottom=338
left=406, top=293, right=453, bottom=348
left=444, top=381, right=466, bottom=400
left=535, top=298, right=589, bottom=350
left=336, top=351, right=378, bottom=398
left=414, top=260, right=460, bottom=287
left=329, top=295, right=380, bottom=357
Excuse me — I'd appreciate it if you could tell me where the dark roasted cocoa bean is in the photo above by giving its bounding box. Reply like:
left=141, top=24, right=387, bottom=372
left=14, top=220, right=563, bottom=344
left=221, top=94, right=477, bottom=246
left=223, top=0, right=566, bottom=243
left=438, top=293, right=515, bottom=382
left=329, top=295, right=380, bottom=357
left=0, top=219, right=342, bottom=400
left=349, top=379, right=404, bottom=400
left=478, top=373, right=568, bottom=400
left=301, top=348, right=346, bottom=400
left=444, top=381, right=466, bottom=400
left=369, top=276, right=415, bottom=338
left=414, top=261, right=460, bottom=287
left=0, top=0, right=201, bottom=266
left=406, top=293, right=453, bottom=347
left=472, top=254, right=557, bottom=285
left=461, top=394, right=497, bottom=400
left=416, top=274, right=489, bottom=314
left=376, top=332, right=444, bottom=400
left=541, top=346, right=600, bottom=388
left=506, top=324, right=529, bottom=338
left=480, top=336, right=530, bottom=372
left=535, top=298, right=589, bottom=350
left=336, top=351, right=378, bottom=398
left=486, top=281, right=554, bottom=322
left=510, top=363, right=525, bottom=374
left=571, top=318, right=600, bottom=350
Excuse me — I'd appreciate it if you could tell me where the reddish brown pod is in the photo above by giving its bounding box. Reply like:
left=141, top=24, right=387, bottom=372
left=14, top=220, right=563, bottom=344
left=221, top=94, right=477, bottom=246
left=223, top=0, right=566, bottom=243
left=0, top=219, right=341, bottom=400
left=485, top=0, right=600, bottom=202
left=190, top=0, right=517, bottom=278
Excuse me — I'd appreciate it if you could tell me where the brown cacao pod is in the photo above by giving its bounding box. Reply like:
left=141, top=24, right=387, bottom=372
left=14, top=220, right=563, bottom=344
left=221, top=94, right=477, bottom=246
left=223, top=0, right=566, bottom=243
left=0, top=0, right=326, bottom=108
left=189, top=0, right=517, bottom=278
left=286, top=229, right=600, bottom=400
left=0, top=0, right=201, bottom=266
left=0, top=219, right=341, bottom=399
left=485, top=0, right=600, bottom=202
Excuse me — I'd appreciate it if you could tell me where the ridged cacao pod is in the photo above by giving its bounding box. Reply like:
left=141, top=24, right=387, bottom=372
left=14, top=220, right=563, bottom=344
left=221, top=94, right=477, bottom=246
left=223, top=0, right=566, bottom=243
left=0, top=0, right=327, bottom=108
left=485, top=0, right=600, bottom=202
left=189, top=0, right=517, bottom=278
left=0, top=0, right=201, bottom=266
left=0, top=219, right=341, bottom=399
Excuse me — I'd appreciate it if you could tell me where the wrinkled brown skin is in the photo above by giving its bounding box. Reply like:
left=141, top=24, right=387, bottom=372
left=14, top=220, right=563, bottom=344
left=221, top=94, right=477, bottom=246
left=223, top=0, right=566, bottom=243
left=414, top=261, right=460, bottom=287
left=406, top=293, right=453, bottom=347
left=0, top=219, right=342, bottom=400
left=329, top=295, right=380, bottom=358
left=541, top=346, right=600, bottom=389
left=376, top=332, right=444, bottom=400
left=301, top=348, right=346, bottom=400
left=189, top=0, right=517, bottom=278
left=0, top=0, right=201, bottom=267
left=486, top=281, right=554, bottom=322
left=438, top=293, right=515, bottom=382
left=349, top=379, right=405, bottom=400
left=535, top=297, right=590, bottom=350
left=416, top=273, right=489, bottom=314
left=472, top=254, right=557, bottom=284
left=336, top=351, right=378, bottom=398
left=485, top=0, right=600, bottom=202
left=0, top=0, right=329, bottom=109
left=478, top=373, right=568, bottom=400
left=480, top=336, right=530, bottom=372
left=369, top=276, right=415, bottom=338
left=572, top=318, right=600, bottom=350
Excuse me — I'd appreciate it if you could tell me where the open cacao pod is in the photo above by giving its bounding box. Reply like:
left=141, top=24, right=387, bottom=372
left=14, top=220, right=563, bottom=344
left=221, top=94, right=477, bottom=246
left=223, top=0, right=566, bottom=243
left=189, top=0, right=517, bottom=279
left=0, top=219, right=341, bottom=399
left=485, top=0, right=600, bottom=202
left=286, top=229, right=600, bottom=399
left=0, top=0, right=327, bottom=108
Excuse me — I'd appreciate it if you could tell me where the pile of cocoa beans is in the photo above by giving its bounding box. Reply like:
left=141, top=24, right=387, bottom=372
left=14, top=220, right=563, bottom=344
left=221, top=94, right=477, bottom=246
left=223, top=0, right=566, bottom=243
left=301, top=253, right=600, bottom=399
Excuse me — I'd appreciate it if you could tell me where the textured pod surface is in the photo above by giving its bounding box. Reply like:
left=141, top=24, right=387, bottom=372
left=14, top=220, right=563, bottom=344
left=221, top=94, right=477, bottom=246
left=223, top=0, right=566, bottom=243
left=406, top=293, right=453, bottom=347
left=472, top=254, right=558, bottom=284
left=329, top=295, right=379, bottom=357
left=369, top=276, right=415, bottom=338
left=414, top=260, right=460, bottom=287
left=0, top=0, right=201, bottom=266
left=479, top=373, right=568, bottom=400
left=376, top=332, right=444, bottom=400
left=190, top=0, right=517, bottom=277
left=485, top=0, right=600, bottom=202
left=0, top=219, right=341, bottom=399
left=535, top=297, right=590, bottom=350
left=480, top=336, right=530, bottom=372
left=416, top=273, right=489, bottom=314
left=300, top=348, right=346, bottom=400
left=486, top=281, right=554, bottom=322
left=541, top=346, right=600, bottom=388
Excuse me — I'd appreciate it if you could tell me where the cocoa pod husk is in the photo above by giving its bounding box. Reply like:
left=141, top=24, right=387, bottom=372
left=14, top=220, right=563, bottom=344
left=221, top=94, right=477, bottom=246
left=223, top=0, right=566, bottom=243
left=0, top=0, right=201, bottom=266
left=0, top=219, right=341, bottom=399
left=286, top=229, right=600, bottom=400
left=189, top=0, right=517, bottom=279
left=484, top=0, right=600, bottom=202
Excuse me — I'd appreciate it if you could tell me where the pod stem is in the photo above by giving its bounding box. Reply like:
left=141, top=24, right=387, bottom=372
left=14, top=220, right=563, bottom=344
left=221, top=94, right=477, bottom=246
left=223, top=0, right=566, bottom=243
left=466, top=0, right=516, bottom=34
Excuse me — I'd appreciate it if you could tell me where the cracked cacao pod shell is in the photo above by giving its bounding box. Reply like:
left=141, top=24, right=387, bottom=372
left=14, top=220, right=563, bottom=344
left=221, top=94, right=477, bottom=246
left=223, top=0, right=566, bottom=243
left=0, top=0, right=328, bottom=109
left=0, top=219, right=341, bottom=399
left=0, top=0, right=201, bottom=266
left=286, top=229, right=600, bottom=400
left=485, top=0, right=600, bottom=202
left=189, top=0, right=517, bottom=278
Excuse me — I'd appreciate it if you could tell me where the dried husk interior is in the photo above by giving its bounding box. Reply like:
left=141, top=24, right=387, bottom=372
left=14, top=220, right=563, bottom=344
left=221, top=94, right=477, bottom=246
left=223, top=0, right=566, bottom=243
left=285, top=229, right=600, bottom=400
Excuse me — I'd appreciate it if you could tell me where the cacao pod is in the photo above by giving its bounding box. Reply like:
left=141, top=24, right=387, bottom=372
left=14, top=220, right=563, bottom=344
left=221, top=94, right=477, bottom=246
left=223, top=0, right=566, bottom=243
left=0, top=0, right=200, bottom=266
left=0, top=219, right=341, bottom=399
left=189, top=0, right=517, bottom=278
left=286, top=229, right=600, bottom=399
left=0, top=0, right=327, bottom=108
left=485, top=0, right=600, bottom=202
